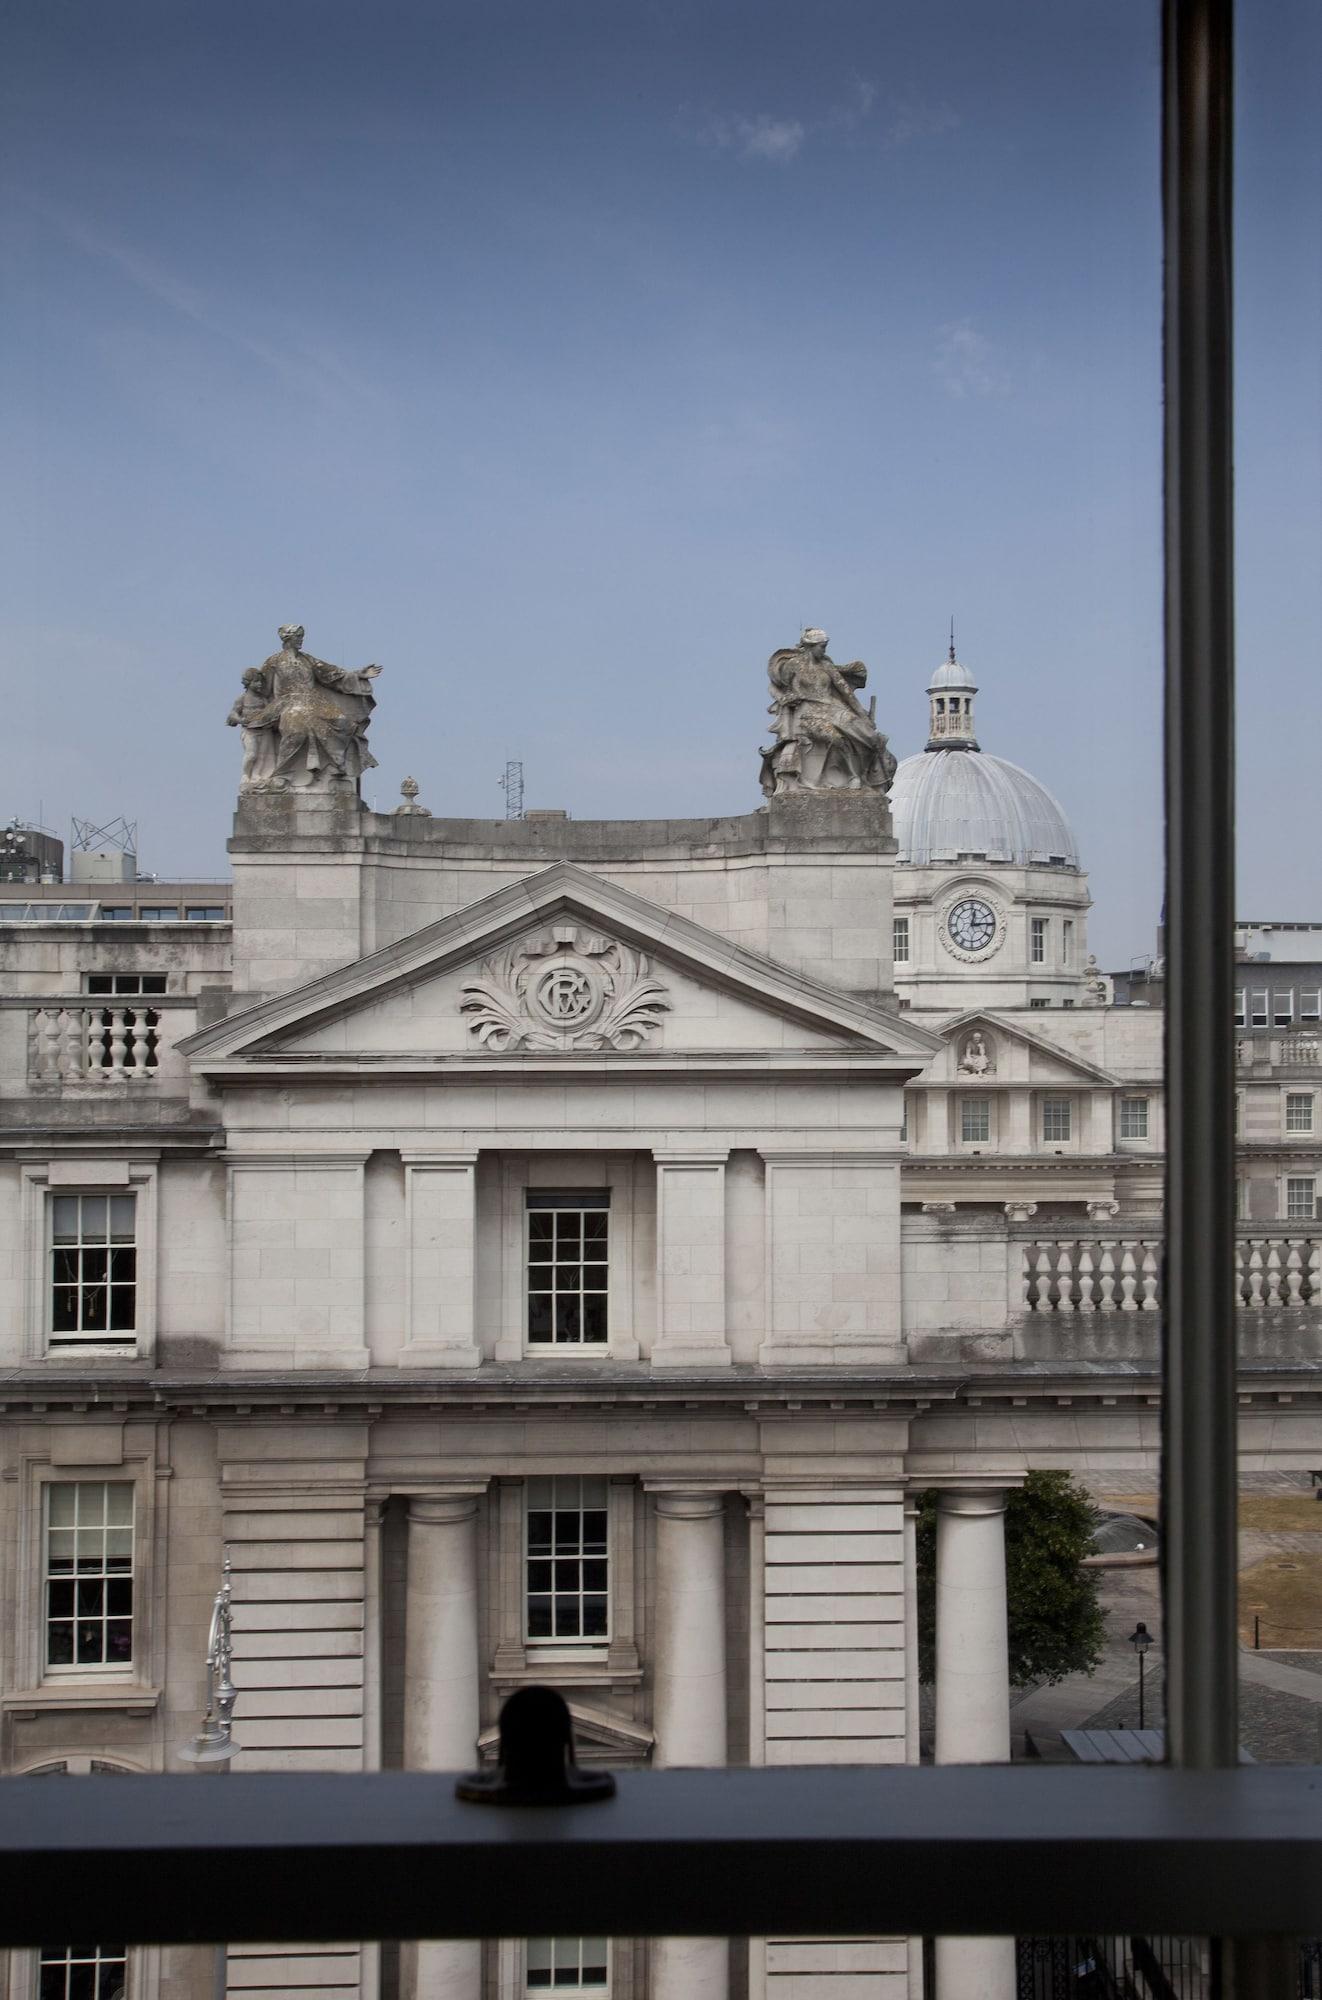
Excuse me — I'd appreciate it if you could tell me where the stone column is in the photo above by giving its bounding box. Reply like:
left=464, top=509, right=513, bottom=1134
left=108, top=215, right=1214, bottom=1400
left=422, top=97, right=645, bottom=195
left=651, top=1491, right=729, bottom=2000
left=934, top=1489, right=1015, bottom=2000
left=405, top=1493, right=483, bottom=2000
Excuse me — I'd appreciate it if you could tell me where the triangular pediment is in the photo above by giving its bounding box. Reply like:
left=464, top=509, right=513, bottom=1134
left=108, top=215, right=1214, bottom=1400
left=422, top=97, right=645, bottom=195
left=180, top=863, right=940, bottom=1071
left=931, top=1009, right=1119, bottom=1086
left=477, top=1697, right=654, bottom=1766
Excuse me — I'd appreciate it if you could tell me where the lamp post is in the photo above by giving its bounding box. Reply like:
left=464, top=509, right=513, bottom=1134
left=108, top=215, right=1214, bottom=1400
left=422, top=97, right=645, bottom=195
left=1129, top=1620, right=1153, bottom=1731
left=179, top=1551, right=238, bottom=1999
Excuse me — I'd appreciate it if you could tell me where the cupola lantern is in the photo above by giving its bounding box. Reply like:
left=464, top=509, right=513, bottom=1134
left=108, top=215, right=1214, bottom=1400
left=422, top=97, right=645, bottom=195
left=926, top=625, right=979, bottom=752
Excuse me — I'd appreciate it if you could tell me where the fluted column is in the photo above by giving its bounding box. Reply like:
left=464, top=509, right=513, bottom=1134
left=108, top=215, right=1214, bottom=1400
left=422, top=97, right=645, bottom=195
left=651, top=1491, right=728, bottom=2000
left=934, top=1488, right=1014, bottom=2000
left=405, top=1492, right=482, bottom=2000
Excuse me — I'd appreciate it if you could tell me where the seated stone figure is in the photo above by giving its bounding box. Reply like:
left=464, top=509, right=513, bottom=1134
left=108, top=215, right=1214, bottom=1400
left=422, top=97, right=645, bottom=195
left=759, top=627, right=897, bottom=797
left=229, top=624, right=382, bottom=792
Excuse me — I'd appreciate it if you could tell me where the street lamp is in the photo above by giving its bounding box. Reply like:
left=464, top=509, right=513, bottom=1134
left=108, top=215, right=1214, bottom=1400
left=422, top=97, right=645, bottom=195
left=179, top=1551, right=238, bottom=1999
left=1128, top=1619, right=1153, bottom=1731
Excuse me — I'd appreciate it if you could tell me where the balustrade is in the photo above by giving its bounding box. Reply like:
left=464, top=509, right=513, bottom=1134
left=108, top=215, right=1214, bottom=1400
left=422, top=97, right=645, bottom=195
left=1018, top=1231, right=1321, bottom=1313
left=28, top=1003, right=170, bottom=1083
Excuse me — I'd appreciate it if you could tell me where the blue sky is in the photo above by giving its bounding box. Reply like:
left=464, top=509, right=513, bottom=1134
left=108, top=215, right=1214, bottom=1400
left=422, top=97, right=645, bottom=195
left=1, top=0, right=1317, bottom=965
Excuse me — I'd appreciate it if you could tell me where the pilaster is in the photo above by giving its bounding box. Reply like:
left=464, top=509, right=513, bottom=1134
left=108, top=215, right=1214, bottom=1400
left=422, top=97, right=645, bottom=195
left=651, top=1151, right=732, bottom=1370
left=399, top=1155, right=482, bottom=1368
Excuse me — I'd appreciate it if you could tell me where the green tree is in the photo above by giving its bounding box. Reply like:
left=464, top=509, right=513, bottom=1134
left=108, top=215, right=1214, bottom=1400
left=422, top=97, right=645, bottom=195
left=916, top=1471, right=1106, bottom=1688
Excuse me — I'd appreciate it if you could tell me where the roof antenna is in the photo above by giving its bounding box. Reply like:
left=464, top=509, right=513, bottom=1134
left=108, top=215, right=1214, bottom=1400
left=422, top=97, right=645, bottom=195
left=949, top=616, right=957, bottom=663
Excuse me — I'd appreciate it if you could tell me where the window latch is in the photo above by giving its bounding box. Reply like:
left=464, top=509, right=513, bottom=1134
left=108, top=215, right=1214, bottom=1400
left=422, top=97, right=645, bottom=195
left=456, top=1686, right=616, bottom=1806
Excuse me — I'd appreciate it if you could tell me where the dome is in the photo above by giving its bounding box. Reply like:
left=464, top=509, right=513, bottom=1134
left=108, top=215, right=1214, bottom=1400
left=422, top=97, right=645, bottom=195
left=891, top=748, right=1081, bottom=867
left=927, top=653, right=977, bottom=693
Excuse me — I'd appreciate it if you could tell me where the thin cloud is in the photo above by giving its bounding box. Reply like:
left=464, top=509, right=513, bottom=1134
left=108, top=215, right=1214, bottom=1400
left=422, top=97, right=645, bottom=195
left=934, top=321, right=1010, bottom=399
left=699, top=111, right=806, bottom=164
left=887, top=92, right=961, bottom=147
left=23, top=194, right=387, bottom=412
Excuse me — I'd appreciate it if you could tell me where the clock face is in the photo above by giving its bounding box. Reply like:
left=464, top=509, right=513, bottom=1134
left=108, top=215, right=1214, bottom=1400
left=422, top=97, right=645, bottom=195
left=946, top=898, right=998, bottom=954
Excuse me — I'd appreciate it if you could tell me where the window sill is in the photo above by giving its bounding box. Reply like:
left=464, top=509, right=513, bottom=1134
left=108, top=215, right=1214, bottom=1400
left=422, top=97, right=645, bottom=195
left=2, top=1684, right=160, bottom=1716
left=493, top=1659, right=642, bottom=1692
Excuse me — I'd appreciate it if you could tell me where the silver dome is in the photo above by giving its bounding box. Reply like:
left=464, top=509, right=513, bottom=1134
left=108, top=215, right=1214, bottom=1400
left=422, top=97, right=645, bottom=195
left=890, top=749, right=1080, bottom=867
left=927, top=654, right=977, bottom=692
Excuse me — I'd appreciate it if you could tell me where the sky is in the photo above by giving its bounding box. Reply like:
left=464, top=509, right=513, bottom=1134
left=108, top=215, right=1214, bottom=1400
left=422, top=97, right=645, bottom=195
left=1, top=0, right=1317, bottom=967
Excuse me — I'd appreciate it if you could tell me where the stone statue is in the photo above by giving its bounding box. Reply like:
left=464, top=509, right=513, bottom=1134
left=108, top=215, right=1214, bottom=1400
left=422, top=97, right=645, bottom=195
left=228, top=625, right=382, bottom=793
left=759, top=628, right=897, bottom=798
left=959, top=1031, right=993, bottom=1075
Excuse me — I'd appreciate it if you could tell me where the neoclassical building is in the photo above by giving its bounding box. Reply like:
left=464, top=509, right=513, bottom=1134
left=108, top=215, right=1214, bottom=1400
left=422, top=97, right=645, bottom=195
left=0, top=629, right=1317, bottom=2000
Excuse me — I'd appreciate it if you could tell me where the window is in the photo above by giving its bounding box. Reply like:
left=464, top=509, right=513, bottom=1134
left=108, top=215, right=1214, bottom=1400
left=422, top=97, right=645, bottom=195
left=1234, top=988, right=1246, bottom=1027
left=1285, top=1177, right=1317, bottom=1222
left=1119, top=1096, right=1150, bottom=1139
left=95, top=907, right=132, bottom=922
left=1250, top=988, right=1268, bottom=1027
left=85, top=973, right=167, bottom=996
left=38, top=1942, right=128, bottom=1999
left=1030, top=917, right=1048, bottom=964
left=960, top=1097, right=990, bottom=1143
left=185, top=904, right=226, bottom=921
left=892, top=915, right=910, bottom=964
left=49, top=1194, right=136, bottom=1344
left=526, top=1939, right=609, bottom=1992
left=525, top=1476, right=608, bottom=1643
left=1061, top=998, right=1076, bottom=1009
left=137, top=906, right=178, bottom=922
left=1029, top=997, right=1050, bottom=1010
left=1302, top=988, right=1322, bottom=1024
left=44, top=1481, right=134, bottom=1672
left=1285, top=1093, right=1314, bottom=1134
left=526, top=1192, right=609, bottom=1346
left=1042, top=1097, right=1072, bottom=1143
left=1274, top=991, right=1294, bottom=1027
left=1062, top=919, right=1074, bottom=966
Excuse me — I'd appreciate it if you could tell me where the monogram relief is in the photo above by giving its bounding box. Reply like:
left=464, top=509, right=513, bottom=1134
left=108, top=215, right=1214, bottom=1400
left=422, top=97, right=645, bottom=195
left=459, top=925, right=671, bottom=1052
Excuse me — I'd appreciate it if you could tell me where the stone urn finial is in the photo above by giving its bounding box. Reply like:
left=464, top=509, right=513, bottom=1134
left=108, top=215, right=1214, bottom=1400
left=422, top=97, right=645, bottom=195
left=394, top=776, right=431, bottom=818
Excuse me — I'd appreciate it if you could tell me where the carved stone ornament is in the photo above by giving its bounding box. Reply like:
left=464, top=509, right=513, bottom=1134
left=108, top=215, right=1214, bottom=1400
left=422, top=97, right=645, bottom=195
left=758, top=628, right=897, bottom=798
left=958, top=1031, right=994, bottom=1075
left=938, top=890, right=1008, bottom=964
left=460, top=925, right=671, bottom=1052
left=227, top=624, right=382, bottom=796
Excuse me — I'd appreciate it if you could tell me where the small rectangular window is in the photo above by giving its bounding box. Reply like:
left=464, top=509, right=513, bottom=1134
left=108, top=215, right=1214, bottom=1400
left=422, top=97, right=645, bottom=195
left=137, top=907, right=179, bottom=922
left=44, top=1481, right=134, bottom=1672
left=1286, top=1177, right=1317, bottom=1222
left=1029, top=997, right=1050, bottom=1010
left=1030, top=917, right=1048, bottom=964
left=185, top=905, right=226, bottom=922
left=49, top=1194, right=137, bottom=1345
left=526, top=1939, right=609, bottom=1992
left=94, top=907, right=132, bottom=922
left=526, top=1192, right=609, bottom=1347
left=1274, top=991, right=1294, bottom=1027
left=960, top=1098, right=990, bottom=1143
left=1286, top=1093, right=1314, bottom=1134
left=1062, top=919, right=1074, bottom=967
left=39, top=1943, right=130, bottom=1996
left=1301, top=988, right=1321, bottom=1024
left=525, top=1477, right=608, bottom=1644
left=1234, top=989, right=1246, bottom=1027
left=1250, top=989, right=1269, bottom=1027
left=1119, top=1096, right=1150, bottom=1139
left=86, top=973, right=167, bottom=996
left=1042, top=1097, right=1072, bottom=1143
left=892, top=916, right=910, bottom=964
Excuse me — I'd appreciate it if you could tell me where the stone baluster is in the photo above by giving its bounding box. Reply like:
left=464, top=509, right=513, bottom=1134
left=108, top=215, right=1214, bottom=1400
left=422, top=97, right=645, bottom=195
left=1098, top=1244, right=1117, bottom=1312
left=60, top=1008, right=84, bottom=1079
left=1019, top=1244, right=1032, bottom=1312
left=107, top=1009, right=129, bottom=1077
left=1034, top=1246, right=1053, bottom=1311
left=1264, top=1243, right=1283, bottom=1308
left=1140, top=1245, right=1160, bottom=1311
left=1234, top=1241, right=1245, bottom=1306
left=50, top=1009, right=72, bottom=1079
left=934, top=1489, right=1015, bottom=2000
left=1308, top=1241, right=1321, bottom=1307
left=1076, top=1245, right=1096, bottom=1312
left=1119, top=1245, right=1138, bottom=1311
left=86, top=1008, right=106, bottom=1076
left=129, top=1012, right=153, bottom=1076
left=1055, top=1245, right=1075, bottom=1313
left=1247, top=1243, right=1264, bottom=1309
left=1285, top=1243, right=1304, bottom=1306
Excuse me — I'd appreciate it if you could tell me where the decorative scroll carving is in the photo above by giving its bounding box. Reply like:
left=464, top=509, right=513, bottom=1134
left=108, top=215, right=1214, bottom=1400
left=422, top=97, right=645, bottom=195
left=460, top=925, right=670, bottom=1052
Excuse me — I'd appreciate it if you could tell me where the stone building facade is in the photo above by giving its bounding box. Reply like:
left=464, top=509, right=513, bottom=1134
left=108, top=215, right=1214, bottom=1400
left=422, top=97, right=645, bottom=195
left=1, top=636, right=1318, bottom=2000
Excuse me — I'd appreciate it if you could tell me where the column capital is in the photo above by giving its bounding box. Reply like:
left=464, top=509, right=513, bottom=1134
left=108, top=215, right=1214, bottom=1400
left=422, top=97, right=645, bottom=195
left=934, top=1485, right=1009, bottom=1517
left=1004, top=1199, right=1038, bottom=1222
left=407, top=1488, right=484, bottom=1526
left=647, top=1487, right=727, bottom=1520
left=652, top=1148, right=731, bottom=1165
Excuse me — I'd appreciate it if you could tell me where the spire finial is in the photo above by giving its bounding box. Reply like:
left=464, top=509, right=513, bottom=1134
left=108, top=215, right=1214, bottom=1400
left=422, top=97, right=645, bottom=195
left=949, top=617, right=956, bottom=663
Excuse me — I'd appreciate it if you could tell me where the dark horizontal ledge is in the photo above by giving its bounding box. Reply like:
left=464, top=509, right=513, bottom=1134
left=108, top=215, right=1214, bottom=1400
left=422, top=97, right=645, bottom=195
left=2, top=1766, right=1321, bottom=1946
